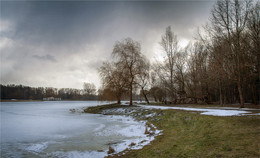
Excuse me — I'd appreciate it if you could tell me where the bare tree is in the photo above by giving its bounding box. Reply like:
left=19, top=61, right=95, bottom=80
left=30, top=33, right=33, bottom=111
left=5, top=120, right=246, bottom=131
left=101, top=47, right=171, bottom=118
left=210, top=0, right=252, bottom=107
left=149, top=86, right=165, bottom=103
left=247, top=2, right=260, bottom=104
left=112, top=38, right=146, bottom=106
left=174, top=49, right=188, bottom=103
left=160, top=26, right=179, bottom=103
left=98, top=87, right=117, bottom=102
left=136, top=58, right=150, bottom=104
left=207, top=38, right=230, bottom=105
left=185, top=42, right=209, bottom=104
left=83, top=82, right=96, bottom=96
left=99, top=62, right=128, bottom=104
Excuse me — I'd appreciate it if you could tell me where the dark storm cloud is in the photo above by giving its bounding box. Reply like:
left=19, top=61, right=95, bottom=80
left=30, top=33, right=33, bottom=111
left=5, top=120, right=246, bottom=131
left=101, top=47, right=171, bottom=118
left=1, top=1, right=215, bottom=88
left=2, top=1, right=213, bottom=43
left=2, top=2, right=119, bottom=46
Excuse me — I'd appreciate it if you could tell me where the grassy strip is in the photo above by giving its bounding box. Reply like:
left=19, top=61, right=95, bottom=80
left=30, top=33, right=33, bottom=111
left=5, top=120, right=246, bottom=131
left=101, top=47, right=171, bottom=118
left=84, top=104, right=260, bottom=158
left=84, top=103, right=129, bottom=114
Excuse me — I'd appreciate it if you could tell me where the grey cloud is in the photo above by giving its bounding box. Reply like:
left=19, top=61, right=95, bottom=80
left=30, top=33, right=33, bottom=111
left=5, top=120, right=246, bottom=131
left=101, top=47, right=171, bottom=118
left=32, top=54, right=57, bottom=62
left=1, top=1, right=215, bottom=89
left=1, top=1, right=214, bottom=45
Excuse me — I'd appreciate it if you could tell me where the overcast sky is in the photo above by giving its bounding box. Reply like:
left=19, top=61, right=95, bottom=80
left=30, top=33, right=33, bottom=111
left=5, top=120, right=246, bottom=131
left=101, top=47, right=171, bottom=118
left=0, top=1, right=215, bottom=89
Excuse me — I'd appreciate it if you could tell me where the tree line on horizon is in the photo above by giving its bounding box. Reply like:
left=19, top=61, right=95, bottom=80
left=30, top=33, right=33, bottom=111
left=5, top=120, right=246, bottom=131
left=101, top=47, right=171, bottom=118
left=98, top=0, right=259, bottom=107
left=0, top=83, right=97, bottom=100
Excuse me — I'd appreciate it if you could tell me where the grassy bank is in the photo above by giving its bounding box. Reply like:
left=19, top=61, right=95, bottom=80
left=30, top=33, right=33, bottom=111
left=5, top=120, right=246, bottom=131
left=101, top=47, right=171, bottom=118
left=84, top=103, right=125, bottom=114
left=84, top=104, right=260, bottom=158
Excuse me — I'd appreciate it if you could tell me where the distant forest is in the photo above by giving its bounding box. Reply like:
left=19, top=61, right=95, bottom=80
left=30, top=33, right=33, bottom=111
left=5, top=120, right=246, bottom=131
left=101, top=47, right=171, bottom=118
left=0, top=83, right=98, bottom=100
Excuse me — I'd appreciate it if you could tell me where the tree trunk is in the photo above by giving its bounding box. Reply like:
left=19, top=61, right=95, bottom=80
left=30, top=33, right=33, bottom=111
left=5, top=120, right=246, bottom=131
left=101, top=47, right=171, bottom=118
left=153, top=96, right=157, bottom=102
left=194, top=97, right=197, bottom=104
left=117, top=99, right=121, bottom=104
left=116, top=92, right=121, bottom=104
left=237, top=80, right=244, bottom=108
left=219, top=81, right=223, bottom=106
left=224, top=94, right=226, bottom=105
left=142, top=88, right=150, bottom=104
left=251, top=86, right=257, bottom=105
left=219, top=87, right=223, bottom=106
left=129, top=84, right=133, bottom=106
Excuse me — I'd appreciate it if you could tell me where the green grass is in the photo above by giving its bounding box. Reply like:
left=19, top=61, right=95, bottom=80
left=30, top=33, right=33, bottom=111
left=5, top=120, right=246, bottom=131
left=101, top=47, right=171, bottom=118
left=84, top=104, right=260, bottom=158
left=120, top=110, right=260, bottom=158
left=84, top=103, right=120, bottom=113
left=84, top=103, right=138, bottom=114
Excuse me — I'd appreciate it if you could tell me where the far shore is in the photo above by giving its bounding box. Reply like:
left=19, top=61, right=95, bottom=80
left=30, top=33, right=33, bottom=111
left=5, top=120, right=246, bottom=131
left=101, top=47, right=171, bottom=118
left=0, top=99, right=43, bottom=102
left=0, top=99, right=98, bottom=102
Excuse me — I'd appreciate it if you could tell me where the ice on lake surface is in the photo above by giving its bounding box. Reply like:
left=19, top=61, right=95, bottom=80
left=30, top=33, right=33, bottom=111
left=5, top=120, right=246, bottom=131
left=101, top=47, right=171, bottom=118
left=0, top=101, right=150, bottom=158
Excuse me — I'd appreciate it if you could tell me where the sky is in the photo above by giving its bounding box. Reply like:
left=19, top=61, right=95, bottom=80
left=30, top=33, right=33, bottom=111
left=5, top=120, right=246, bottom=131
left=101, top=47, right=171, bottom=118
left=0, top=1, right=215, bottom=89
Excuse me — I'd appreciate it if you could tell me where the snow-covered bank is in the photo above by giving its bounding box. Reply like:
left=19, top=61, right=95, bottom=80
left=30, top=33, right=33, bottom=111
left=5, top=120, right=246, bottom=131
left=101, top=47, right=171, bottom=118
left=137, top=104, right=260, bottom=116
left=43, top=114, right=162, bottom=158
left=87, top=108, right=162, bottom=157
left=100, top=115, right=162, bottom=156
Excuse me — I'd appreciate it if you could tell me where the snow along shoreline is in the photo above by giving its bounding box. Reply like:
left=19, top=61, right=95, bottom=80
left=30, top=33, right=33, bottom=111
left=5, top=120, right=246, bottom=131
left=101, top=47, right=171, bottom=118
left=99, top=114, right=162, bottom=157
left=82, top=106, right=163, bottom=157
left=136, top=104, right=260, bottom=116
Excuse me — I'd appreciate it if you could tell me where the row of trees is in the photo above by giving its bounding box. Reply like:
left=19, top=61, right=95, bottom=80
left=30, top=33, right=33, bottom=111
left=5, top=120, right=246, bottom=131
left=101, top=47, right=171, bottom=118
left=99, top=0, right=259, bottom=107
left=1, top=83, right=97, bottom=100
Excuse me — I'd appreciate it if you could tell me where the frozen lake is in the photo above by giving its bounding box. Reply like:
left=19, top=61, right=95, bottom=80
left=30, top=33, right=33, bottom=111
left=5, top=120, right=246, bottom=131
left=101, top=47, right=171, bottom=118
left=0, top=101, right=148, bottom=158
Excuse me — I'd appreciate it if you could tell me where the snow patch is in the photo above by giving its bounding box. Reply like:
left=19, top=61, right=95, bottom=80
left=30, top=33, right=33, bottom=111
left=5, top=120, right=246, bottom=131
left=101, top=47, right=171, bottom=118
left=137, top=105, right=258, bottom=116
left=102, top=108, right=137, bottom=115
left=95, top=114, right=162, bottom=156
left=26, top=141, right=54, bottom=153
left=48, top=150, right=107, bottom=158
left=120, top=101, right=130, bottom=106
left=117, top=124, right=145, bottom=137
left=208, top=107, right=260, bottom=111
left=200, top=110, right=249, bottom=116
left=145, top=113, right=155, bottom=118
left=241, top=113, right=260, bottom=116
